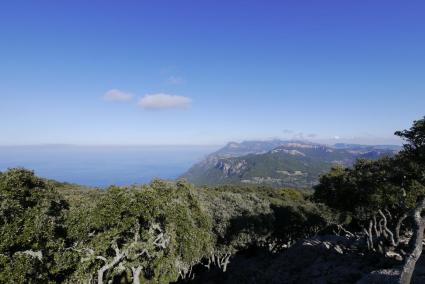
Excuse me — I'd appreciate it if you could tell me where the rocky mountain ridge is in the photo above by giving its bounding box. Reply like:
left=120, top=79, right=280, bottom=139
left=182, top=140, right=400, bottom=188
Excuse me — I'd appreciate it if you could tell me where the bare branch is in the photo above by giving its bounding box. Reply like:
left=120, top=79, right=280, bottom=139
left=378, top=209, right=396, bottom=247
left=134, top=222, right=140, bottom=243
left=14, top=250, right=43, bottom=261
left=96, top=256, right=108, bottom=263
left=337, top=225, right=354, bottom=237
left=395, top=213, right=408, bottom=245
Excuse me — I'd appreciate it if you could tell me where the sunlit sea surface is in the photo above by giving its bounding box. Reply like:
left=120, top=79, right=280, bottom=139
left=0, top=145, right=219, bottom=187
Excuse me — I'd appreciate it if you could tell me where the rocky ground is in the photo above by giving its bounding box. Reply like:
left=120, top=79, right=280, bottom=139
left=181, top=235, right=425, bottom=284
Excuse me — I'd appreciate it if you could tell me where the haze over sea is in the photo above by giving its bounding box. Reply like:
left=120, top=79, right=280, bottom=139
left=0, top=145, right=218, bottom=187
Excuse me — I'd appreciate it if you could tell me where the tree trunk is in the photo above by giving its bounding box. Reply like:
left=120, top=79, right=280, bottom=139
left=395, top=213, right=408, bottom=245
left=131, top=266, right=143, bottom=284
left=222, top=254, right=231, bottom=272
left=96, top=248, right=125, bottom=283
left=400, top=197, right=425, bottom=284
left=98, top=266, right=108, bottom=284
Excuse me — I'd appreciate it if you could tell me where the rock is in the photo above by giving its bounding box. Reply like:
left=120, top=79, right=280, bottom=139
left=184, top=235, right=425, bottom=284
left=386, top=251, right=403, bottom=261
left=264, top=235, right=375, bottom=283
left=334, top=244, right=344, bottom=254
left=215, top=159, right=248, bottom=177
left=356, top=269, right=400, bottom=284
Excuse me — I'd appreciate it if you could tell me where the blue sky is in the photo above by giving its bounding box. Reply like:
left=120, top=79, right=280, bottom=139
left=1, top=0, right=424, bottom=145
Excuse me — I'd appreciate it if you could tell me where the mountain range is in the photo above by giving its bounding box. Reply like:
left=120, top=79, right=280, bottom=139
left=181, top=140, right=401, bottom=188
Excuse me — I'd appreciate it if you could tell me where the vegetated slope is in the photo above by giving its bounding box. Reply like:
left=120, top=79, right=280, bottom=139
left=45, top=179, right=105, bottom=206
left=0, top=168, right=327, bottom=283
left=182, top=140, right=400, bottom=188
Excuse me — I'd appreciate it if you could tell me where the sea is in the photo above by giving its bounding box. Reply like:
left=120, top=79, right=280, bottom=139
left=0, top=145, right=219, bottom=187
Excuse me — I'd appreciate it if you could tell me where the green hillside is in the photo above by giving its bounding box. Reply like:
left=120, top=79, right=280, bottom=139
left=183, top=141, right=399, bottom=188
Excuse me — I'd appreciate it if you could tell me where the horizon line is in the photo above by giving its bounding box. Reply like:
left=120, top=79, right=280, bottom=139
left=0, top=139, right=403, bottom=147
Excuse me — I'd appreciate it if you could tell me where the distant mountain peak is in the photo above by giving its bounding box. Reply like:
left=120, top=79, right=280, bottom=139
left=226, top=142, right=240, bottom=148
left=181, top=139, right=401, bottom=188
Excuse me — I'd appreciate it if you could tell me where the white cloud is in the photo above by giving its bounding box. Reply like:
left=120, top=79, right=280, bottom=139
left=167, top=76, right=185, bottom=85
left=138, top=93, right=192, bottom=110
left=103, top=89, right=133, bottom=102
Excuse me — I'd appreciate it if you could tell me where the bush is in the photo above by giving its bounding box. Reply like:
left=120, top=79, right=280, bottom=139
left=0, top=168, right=69, bottom=283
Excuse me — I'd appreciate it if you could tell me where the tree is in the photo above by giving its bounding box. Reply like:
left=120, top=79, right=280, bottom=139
left=66, top=180, right=213, bottom=283
left=0, top=168, right=69, bottom=283
left=395, top=117, right=425, bottom=284
left=314, top=116, right=425, bottom=284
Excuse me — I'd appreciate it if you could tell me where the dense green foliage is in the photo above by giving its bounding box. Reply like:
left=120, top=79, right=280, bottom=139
left=0, top=168, right=69, bottom=283
left=0, top=170, right=326, bottom=283
left=194, top=185, right=328, bottom=256
left=314, top=117, right=425, bottom=227
left=63, top=180, right=213, bottom=283
left=310, top=116, right=425, bottom=283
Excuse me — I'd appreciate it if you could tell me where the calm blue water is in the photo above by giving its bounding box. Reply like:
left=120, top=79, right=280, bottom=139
left=0, top=145, right=218, bottom=187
